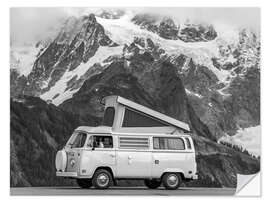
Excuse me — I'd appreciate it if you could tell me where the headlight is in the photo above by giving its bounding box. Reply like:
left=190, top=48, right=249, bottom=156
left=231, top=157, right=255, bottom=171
left=70, top=159, right=76, bottom=167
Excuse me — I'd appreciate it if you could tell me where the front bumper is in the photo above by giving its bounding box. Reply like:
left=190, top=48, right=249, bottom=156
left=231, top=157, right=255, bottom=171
left=56, top=171, right=78, bottom=178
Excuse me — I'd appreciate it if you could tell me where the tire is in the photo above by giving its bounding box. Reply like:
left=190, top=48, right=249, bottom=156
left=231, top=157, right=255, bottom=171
left=92, top=169, right=113, bottom=189
left=162, top=173, right=181, bottom=190
left=76, top=179, right=92, bottom=189
left=144, top=179, right=161, bottom=189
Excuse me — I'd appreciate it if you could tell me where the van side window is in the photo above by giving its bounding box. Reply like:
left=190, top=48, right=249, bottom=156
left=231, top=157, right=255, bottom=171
left=93, top=136, right=113, bottom=148
left=153, top=137, right=185, bottom=150
left=122, top=108, right=169, bottom=127
left=185, top=138, right=192, bottom=149
left=119, top=137, right=149, bottom=149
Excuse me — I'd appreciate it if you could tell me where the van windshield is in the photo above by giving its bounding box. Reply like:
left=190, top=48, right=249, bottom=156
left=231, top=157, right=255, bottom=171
left=67, top=132, right=87, bottom=148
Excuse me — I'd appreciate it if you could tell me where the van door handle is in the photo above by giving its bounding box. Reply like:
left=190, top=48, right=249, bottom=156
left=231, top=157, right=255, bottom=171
left=109, top=154, right=115, bottom=158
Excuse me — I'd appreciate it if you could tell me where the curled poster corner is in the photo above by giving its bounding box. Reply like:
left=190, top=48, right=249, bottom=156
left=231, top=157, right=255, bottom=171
left=235, top=172, right=261, bottom=196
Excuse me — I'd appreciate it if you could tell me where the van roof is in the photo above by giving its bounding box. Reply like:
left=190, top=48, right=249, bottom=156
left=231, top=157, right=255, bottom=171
left=75, top=126, right=112, bottom=134
left=103, top=96, right=190, bottom=132
left=75, top=126, right=191, bottom=137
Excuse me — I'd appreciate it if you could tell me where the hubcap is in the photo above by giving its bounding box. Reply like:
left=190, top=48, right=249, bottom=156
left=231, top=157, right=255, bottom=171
left=97, top=173, right=109, bottom=187
left=167, top=174, right=179, bottom=187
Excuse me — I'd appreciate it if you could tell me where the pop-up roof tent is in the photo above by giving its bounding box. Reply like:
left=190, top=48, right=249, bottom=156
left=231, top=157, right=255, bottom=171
left=100, top=95, right=190, bottom=134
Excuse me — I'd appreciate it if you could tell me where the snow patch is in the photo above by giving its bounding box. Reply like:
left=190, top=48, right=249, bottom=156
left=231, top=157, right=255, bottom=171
left=217, top=87, right=231, bottom=97
left=40, top=45, right=123, bottom=105
left=12, top=98, right=26, bottom=103
left=219, top=126, right=261, bottom=157
left=96, top=14, right=233, bottom=82
left=185, top=88, right=203, bottom=98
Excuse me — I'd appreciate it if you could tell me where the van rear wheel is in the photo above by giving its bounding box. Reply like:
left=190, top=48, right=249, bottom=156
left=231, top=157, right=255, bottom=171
left=76, top=179, right=92, bottom=189
left=144, top=179, right=161, bottom=189
left=92, top=169, right=113, bottom=189
left=162, top=173, right=181, bottom=190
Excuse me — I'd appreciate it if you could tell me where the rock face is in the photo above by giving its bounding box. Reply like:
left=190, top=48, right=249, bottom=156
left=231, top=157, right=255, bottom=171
left=223, top=67, right=260, bottom=133
left=131, top=14, right=160, bottom=34
left=158, top=17, right=179, bottom=40
left=10, top=77, right=259, bottom=187
left=10, top=70, right=27, bottom=98
left=10, top=12, right=260, bottom=188
left=12, top=14, right=118, bottom=98
left=59, top=39, right=216, bottom=140
left=132, top=14, right=217, bottom=42
left=178, top=24, right=217, bottom=42
left=10, top=96, right=99, bottom=187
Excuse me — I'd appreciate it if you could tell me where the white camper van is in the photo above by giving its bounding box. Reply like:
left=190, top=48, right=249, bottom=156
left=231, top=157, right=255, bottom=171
left=55, top=96, right=198, bottom=190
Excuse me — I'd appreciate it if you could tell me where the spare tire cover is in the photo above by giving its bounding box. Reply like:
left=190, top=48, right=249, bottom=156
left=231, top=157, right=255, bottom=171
left=55, top=150, right=67, bottom=171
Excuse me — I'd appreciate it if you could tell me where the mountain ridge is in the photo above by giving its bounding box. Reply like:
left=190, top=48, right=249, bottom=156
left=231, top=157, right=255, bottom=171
left=10, top=12, right=260, bottom=140
left=10, top=10, right=260, bottom=187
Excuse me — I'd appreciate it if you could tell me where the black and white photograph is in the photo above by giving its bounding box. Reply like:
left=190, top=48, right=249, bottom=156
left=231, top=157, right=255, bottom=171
left=9, top=7, right=261, bottom=196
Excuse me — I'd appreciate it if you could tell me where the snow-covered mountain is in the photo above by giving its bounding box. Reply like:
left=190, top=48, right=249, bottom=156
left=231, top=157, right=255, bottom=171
left=10, top=9, right=260, bottom=138
left=10, top=9, right=260, bottom=187
left=11, top=10, right=259, bottom=99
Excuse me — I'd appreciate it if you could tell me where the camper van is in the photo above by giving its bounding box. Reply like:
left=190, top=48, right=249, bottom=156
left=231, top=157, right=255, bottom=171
left=55, top=96, right=198, bottom=190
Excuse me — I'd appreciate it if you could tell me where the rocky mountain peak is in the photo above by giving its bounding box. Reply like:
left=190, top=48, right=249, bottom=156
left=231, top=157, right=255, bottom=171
left=131, top=13, right=218, bottom=42
left=123, top=37, right=165, bottom=63
left=158, top=17, right=179, bottom=40
left=178, top=23, right=217, bottom=42
left=55, top=16, right=81, bottom=44
left=82, top=13, right=97, bottom=24
left=18, top=13, right=117, bottom=97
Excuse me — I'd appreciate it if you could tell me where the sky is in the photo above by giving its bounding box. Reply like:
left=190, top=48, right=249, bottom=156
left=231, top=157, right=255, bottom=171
left=10, top=7, right=260, bottom=45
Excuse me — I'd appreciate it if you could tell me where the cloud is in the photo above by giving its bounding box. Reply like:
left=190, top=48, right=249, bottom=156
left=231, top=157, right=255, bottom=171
left=10, top=8, right=67, bottom=44
left=10, top=7, right=260, bottom=45
left=138, top=7, right=260, bottom=31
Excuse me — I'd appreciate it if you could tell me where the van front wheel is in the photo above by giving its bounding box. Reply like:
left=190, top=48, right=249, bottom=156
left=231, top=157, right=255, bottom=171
left=92, top=169, right=113, bottom=189
left=144, top=179, right=161, bottom=189
left=162, top=173, right=181, bottom=190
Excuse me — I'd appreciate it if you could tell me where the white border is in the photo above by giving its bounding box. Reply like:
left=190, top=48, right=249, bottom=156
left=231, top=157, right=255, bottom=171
left=2, top=0, right=270, bottom=202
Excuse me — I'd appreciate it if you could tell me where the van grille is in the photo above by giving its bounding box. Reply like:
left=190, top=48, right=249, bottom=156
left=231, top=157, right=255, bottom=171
left=119, top=137, right=149, bottom=149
